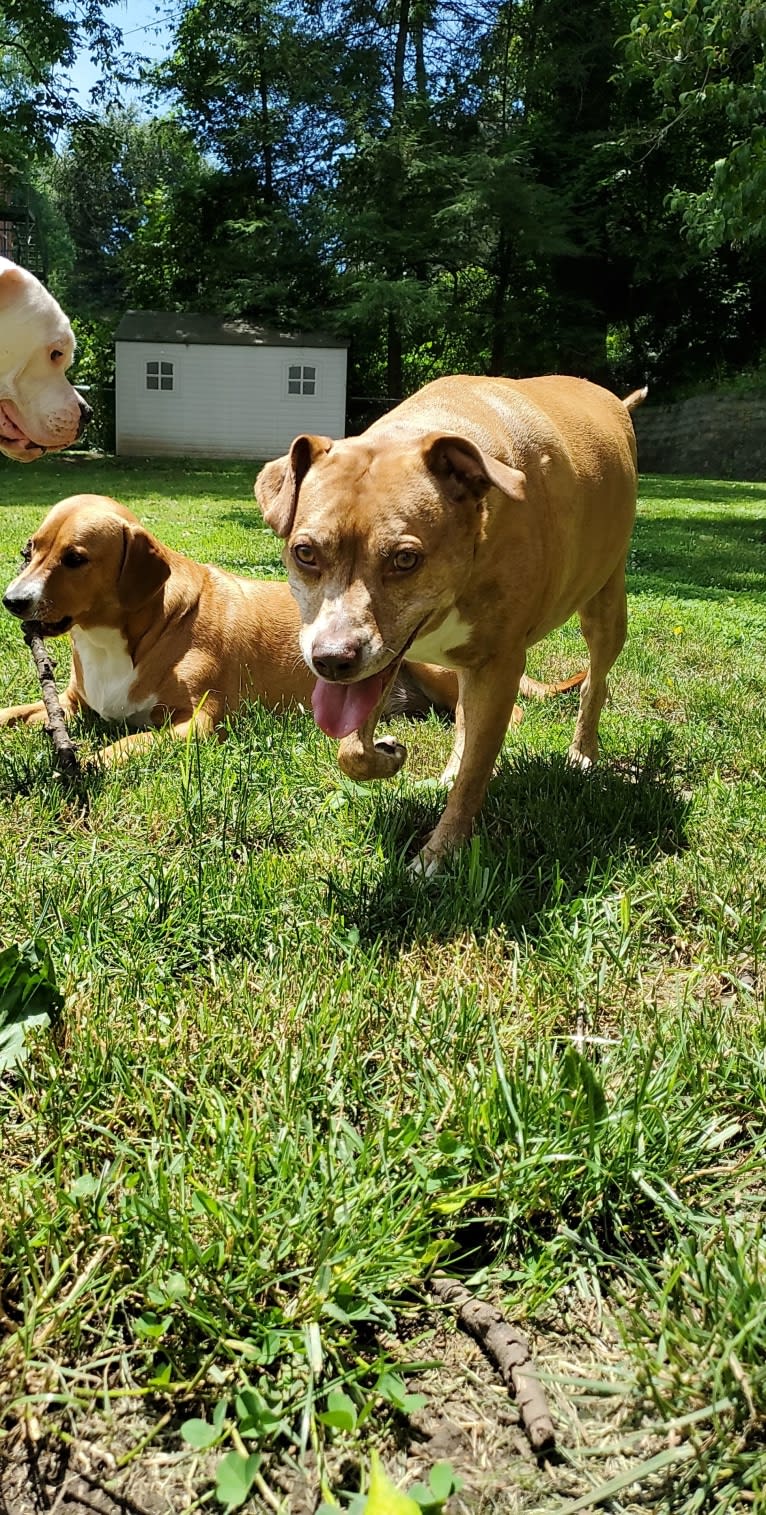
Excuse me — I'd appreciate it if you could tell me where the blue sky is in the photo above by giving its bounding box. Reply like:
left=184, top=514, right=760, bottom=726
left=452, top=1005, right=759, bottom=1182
left=64, top=0, right=174, bottom=108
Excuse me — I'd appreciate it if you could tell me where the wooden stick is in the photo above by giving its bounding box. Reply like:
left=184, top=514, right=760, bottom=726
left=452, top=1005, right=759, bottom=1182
left=21, top=621, right=81, bottom=778
left=430, top=1274, right=555, bottom=1453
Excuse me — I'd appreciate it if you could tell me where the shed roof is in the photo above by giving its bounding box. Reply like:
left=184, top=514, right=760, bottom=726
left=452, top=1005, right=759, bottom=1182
left=115, top=311, right=349, bottom=349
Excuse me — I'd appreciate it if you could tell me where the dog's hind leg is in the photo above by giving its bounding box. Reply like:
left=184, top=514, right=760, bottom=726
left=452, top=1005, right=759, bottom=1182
left=568, top=560, right=628, bottom=769
left=439, top=696, right=466, bottom=786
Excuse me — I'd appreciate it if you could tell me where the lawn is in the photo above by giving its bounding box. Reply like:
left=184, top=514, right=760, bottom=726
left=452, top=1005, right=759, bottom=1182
left=0, top=454, right=765, bottom=1514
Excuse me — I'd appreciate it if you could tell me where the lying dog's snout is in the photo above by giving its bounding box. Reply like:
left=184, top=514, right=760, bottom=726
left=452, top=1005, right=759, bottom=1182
left=3, top=584, right=35, bottom=618
left=76, top=393, right=93, bottom=436
left=312, top=638, right=363, bottom=681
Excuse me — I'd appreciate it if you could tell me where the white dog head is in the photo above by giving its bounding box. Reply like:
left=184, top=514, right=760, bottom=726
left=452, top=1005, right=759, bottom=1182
left=0, top=258, right=92, bottom=463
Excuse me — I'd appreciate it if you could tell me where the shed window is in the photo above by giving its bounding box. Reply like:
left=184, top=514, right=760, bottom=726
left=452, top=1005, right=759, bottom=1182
left=287, top=363, right=317, bottom=397
left=146, top=360, right=174, bottom=392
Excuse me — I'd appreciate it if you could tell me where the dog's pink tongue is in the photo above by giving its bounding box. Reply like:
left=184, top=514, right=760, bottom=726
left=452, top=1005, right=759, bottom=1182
left=312, top=674, right=385, bottom=739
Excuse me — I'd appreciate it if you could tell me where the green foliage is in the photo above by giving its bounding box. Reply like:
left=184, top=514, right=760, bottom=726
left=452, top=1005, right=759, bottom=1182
left=0, top=0, right=124, bottom=170
left=42, top=111, right=208, bottom=313
left=626, top=0, right=766, bottom=250
left=69, top=315, right=115, bottom=451
left=3, top=0, right=763, bottom=402
left=0, top=939, right=61, bottom=1073
left=215, top=1449, right=262, bottom=1510
left=408, top=1461, right=463, bottom=1510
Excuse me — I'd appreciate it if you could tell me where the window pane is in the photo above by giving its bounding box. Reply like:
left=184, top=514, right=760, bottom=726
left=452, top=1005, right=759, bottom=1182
left=146, top=361, right=159, bottom=375
left=288, top=365, right=301, bottom=380
left=146, top=376, right=159, bottom=390
left=303, top=366, right=316, bottom=380
left=160, top=376, right=173, bottom=390
left=288, top=380, right=301, bottom=394
left=161, top=362, right=173, bottom=376
left=302, top=380, right=316, bottom=395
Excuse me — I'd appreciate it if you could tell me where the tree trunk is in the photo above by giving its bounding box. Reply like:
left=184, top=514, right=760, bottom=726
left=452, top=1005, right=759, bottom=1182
left=413, top=14, right=426, bottom=96
left=254, top=10, right=274, bottom=202
left=489, top=231, right=511, bottom=374
left=387, top=307, right=403, bottom=400
left=393, top=0, right=411, bottom=112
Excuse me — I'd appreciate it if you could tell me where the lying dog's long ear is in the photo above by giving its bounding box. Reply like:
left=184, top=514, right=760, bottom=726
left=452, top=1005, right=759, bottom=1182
left=118, top=523, right=171, bottom=611
left=424, top=434, right=526, bottom=506
left=255, top=434, right=333, bottom=537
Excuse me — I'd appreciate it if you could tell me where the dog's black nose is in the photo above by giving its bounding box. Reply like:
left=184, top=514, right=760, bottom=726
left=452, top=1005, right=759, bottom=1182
left=3, top=587, right=34, bottom=618
left=313, top=642, right=362, bottom=680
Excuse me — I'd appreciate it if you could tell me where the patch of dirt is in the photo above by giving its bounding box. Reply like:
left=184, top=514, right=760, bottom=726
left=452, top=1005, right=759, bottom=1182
left=0, top=1401, right=219, bottom=1515
left=0, top=1290, right=647, bottom=1514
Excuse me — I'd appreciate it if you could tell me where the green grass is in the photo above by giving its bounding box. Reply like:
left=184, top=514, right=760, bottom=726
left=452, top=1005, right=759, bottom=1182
left=0, top=455, right=765, bottom=1512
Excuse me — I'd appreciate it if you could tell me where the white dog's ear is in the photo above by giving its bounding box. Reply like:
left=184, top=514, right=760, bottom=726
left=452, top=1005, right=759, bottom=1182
left=255, top=434, right=333, bottom=537
left=424, top=434, right=526, bottom=506
left=0, top=262, right=28, bottom=310
left=118, top=524, right=171, bottom=610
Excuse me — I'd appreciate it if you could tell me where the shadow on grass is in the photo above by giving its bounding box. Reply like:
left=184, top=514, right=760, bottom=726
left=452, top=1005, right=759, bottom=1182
left=631, top=513, right=766, bottom=598
left=0, top=453, right=264, bottom=509
left=0, top=709, right=140, bottom=805
left=639, top=475, right=766, bottom=506
left=0, top=740, right=108, bottom=807
left=327, top=735, right=690, bottom=950
left=219, top=506, right=269, bottom=532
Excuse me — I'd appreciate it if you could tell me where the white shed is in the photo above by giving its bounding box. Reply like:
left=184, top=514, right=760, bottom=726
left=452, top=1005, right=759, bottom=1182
left=114, top=311, right=349, bottom=459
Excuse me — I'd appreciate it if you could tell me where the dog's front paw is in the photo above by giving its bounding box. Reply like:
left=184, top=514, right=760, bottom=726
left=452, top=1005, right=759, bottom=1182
left=567, top=744, right=595, bottom=772
left=337, top=731, right=407, bottom=781
left=408, top=844, right=442, bottom=879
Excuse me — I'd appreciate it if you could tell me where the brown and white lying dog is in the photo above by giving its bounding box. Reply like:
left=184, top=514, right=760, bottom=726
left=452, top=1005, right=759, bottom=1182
left=0, top=495, right=583, bottom=767
left=256, top=374, right=645, bottom=873
left=0, top=259, right=91, bottom=461
left=0, top=493, right=472, bottom=764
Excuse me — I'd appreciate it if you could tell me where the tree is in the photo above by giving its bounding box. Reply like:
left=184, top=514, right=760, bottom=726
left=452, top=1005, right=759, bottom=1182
left=625, top=0, right=766, bottom=251
left=0, top=0, right=125, bottom=174
left=42, top=111, right=208, bottom=312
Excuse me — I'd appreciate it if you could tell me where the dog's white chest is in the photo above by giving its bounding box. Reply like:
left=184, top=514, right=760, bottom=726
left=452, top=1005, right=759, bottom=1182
left=409, top=608, right=473, bottom=666
left=71, top=628, right=155, bottom=724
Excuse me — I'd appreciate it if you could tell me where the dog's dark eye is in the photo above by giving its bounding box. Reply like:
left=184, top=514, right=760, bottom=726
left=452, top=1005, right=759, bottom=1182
left=20, top=539, right=32, bottom=563
left=50, top=349, right=64, bottom=363
left=392, top=548, right=421, bottom=573
left=61, top=548, right=87, bottom=569
left=293, top=542, right=318, bottom=569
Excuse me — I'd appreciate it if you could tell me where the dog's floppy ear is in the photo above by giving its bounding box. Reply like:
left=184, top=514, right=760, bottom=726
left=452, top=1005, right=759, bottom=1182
left=255, top=434, right=333, bottom=537
left=0, top=263, right=28, bottom=310
left=424, top=434, right=526, bottom=506
left=118, top=523, right=171, bottom=611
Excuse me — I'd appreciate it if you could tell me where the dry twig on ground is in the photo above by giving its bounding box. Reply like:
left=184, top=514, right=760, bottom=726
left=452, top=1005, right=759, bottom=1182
left=430, top=1274, right=555, bottom=1453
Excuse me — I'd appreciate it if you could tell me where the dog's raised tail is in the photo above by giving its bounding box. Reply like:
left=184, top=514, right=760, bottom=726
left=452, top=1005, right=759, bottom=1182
left=623, top=384, right=648, bottom=413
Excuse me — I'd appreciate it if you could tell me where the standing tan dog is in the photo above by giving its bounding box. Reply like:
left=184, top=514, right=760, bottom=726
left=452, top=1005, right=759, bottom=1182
left=256, top=374, right=645, bottom=873
left=0, top=258, right=91, bottom=461
left=0, top=494, right=473, bottom=764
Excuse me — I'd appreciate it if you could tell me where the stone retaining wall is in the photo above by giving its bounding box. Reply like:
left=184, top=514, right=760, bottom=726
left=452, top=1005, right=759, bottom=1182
left=632, top=394, right=766, bottom=480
